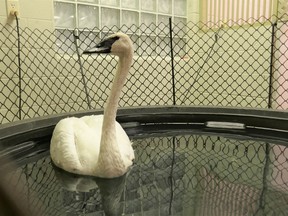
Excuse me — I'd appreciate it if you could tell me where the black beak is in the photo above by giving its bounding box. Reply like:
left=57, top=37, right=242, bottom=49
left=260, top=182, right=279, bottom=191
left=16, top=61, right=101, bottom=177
left=83, top=36, right=120, bottom=54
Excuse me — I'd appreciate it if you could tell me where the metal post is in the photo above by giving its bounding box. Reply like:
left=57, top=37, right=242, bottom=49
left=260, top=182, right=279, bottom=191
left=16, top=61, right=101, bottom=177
left=268, top=22, right=277, bottom=109
left=73, top=29, right=92, bottom=110
left=15, top=14, right=22, bottom=120
left=169, top=17, right=176, bottom=106
left=169, top=18, right=177, bottom=214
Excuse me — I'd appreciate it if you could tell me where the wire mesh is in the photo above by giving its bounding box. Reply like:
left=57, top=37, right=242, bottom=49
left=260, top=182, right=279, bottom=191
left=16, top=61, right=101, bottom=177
left=1, top=16, right=288, bottom=124
left=3, top=133, right=288, bottom=216
left=1, top=16, right=288, bottom=216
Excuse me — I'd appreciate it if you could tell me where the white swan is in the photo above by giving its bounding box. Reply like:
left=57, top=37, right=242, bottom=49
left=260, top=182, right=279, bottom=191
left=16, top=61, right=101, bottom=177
left=50, top=32, right=135, bottom=178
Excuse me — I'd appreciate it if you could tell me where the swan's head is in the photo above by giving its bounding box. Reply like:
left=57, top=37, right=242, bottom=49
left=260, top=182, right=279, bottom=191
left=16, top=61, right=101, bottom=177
left=83, top=32, right=133, bottom=57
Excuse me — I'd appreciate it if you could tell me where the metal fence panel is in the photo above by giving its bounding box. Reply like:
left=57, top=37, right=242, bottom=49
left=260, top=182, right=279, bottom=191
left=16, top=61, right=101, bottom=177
left=1, top=17, right=288, bottom=124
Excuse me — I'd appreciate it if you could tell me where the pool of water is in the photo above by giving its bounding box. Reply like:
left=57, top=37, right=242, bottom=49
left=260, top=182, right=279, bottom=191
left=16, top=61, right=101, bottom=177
left=2, top=131, right=288, bottom=216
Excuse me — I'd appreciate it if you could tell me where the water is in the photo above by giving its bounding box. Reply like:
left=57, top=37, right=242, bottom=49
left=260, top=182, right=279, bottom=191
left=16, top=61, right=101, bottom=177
left=2, top=132, right=288, bottom=216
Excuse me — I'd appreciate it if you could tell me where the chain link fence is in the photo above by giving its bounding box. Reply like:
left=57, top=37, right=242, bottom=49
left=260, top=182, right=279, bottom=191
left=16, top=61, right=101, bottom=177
left=1, top=16, right=288, bottom=124
left=1, top=16, right=288, bottom=216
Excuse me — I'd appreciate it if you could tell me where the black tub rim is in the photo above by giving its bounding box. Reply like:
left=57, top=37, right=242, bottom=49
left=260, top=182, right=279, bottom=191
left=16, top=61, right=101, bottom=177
left=1, top=105, right=288, bottom=148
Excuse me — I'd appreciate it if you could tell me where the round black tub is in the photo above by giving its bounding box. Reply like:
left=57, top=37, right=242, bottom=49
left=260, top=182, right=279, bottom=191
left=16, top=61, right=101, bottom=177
left=0, top=106, right=288, bottom=216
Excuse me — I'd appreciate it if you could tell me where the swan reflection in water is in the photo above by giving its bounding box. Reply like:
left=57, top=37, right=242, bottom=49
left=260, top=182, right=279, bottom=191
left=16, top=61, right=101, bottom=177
left=52, top=151, right=186, bottom=216
left=53, top=164, right=129, bottom=216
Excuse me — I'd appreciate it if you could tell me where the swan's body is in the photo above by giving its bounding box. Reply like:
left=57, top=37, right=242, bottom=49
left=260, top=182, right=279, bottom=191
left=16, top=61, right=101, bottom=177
left=50, top=33, right=134, bottom=178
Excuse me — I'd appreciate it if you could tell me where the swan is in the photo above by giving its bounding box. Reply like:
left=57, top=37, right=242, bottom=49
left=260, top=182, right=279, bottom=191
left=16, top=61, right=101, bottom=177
left=50, top=32, right=135, bottom=178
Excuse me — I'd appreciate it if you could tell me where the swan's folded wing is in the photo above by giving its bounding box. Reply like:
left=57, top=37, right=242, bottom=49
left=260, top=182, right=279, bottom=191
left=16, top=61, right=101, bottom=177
left=50, top=118, right=83, bottom=171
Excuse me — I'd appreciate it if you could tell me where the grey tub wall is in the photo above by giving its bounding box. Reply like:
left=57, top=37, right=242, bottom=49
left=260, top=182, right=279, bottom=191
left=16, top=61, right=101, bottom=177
left=2, top=106, right=288, bottom=148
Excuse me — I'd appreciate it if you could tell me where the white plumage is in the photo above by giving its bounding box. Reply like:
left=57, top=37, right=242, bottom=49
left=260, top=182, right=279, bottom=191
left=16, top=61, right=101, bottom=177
left=50, top=33, right=135, bottom=178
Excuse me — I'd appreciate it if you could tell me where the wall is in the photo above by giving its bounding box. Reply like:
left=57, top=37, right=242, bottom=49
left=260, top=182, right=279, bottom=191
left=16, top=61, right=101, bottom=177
left=0, top=0, right=177, bottom=123
left=0, top=0, right=55, bottom=123
left=0, top=0, right=54, bottom=30
left=183, top=0, right=288, bottom=109
left=0, top=0, right=286, bottom=123
left=187, top=0, right=199, bottom=23
left=180, top=0, right=279, bottom=108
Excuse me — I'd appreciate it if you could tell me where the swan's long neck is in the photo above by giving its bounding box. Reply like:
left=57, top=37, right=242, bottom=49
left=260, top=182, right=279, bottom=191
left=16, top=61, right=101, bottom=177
left=102, top=54, right=132, bottom=129
left=97, top=52, right=132, bottom=176
left=102, top=55, right=132, bottom=132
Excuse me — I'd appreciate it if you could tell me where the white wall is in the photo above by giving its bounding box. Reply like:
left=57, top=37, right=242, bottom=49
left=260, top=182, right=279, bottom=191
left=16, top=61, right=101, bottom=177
left=0, top=0, right=286, bottom=123
left=182, top=0, right=280, bottom=108
left=187, top=0, right=199, bottom=23
left=0, top=0, right=54, bottom=30
left=0, top=0, right=178, bottom=123
left=0, top=0, right=54, bottom=123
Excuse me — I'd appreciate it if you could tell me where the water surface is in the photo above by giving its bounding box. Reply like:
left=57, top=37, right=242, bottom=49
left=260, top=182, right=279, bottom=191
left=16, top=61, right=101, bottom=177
left=3, top=133, right=288, bottom=216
